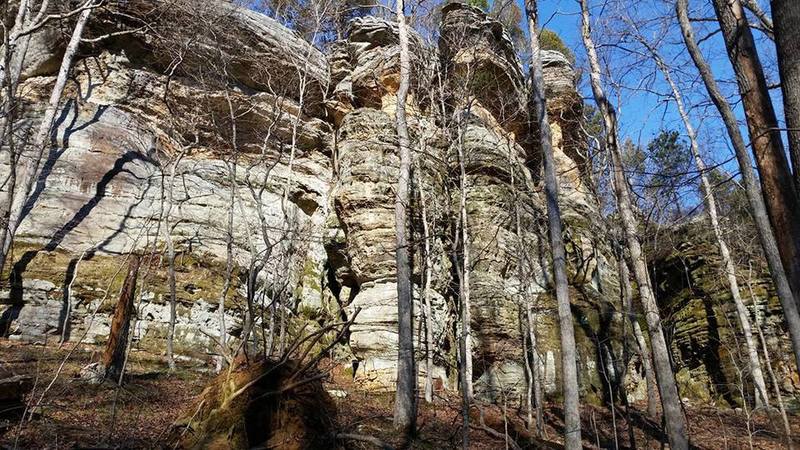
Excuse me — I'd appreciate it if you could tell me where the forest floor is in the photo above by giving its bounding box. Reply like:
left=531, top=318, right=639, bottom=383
left=0, top=340, right=797, bottom=449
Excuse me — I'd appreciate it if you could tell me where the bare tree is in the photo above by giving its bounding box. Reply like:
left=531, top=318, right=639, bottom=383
left=710, top=0, right=800, bottom=308
left=617, top=253, right=658, bottom=418
left=162, top=144, right=189, bottom=371
left=626, top=22, right=771, bottom=408
left=746, top=270, right=793, bottom=447
left=101, top=255, right=142, bottom=381
left=524, top=1, right=581, bottom=447
left=392, top=0, right=416, bottom=437
left=0, top=1, right=98, bottom=274
left=415, top=148, right=435, bottom=404
left=676, top=0, right=800, bottom=371
left=579, top=2, right=688, bottom=448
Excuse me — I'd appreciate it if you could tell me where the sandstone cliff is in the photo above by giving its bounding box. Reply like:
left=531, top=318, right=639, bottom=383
left=0, top=1, right=789, bottom=407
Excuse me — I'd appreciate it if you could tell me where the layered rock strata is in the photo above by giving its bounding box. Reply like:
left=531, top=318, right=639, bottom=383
left=0, top=0, right=790, bottom=407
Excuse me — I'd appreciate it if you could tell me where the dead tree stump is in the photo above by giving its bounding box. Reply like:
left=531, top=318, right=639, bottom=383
left=101, top=254, right=141, bottom=382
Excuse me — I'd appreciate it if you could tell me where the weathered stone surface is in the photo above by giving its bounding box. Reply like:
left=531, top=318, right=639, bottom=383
left=439, top=3, right=527, bottom=134
left=652, top=232, right=799, bottom=405
left=2, top=4, right=332, bottom=357
left=1, top=0, right=765, bottom=409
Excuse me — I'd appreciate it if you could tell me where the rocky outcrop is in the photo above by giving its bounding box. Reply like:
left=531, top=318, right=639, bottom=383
left=3, top=0, right=772, bottom=409
left=1, top=1, right=620, bottom=400
left=651, top=229, right=799, bottom=405
left=320, top=4, right=624, bottom=404
left=1, top=1, right=332, bottom=359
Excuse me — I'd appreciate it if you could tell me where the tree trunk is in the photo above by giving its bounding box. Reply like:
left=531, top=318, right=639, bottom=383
left=215, top=157, right=235, bottom=371
left=511, top=150, right=544, bottom=436
left=60, top=250, right=86, bottom=345
left=417, top=159, right=435, bottom=404
left=0, top=4, right=95, bottom=273
left=455, top=116, right=474, bottom=404
left=632, top=31, right=771, bottom=407
left=524, top=1, right=581, bottom=447
left=392, top=0, right=416, bottom=437
left=616, top=246, right=638, bottom=450
left=677, top=0, right=800, bottom=371
left=618, top=255, right=659, bottom=418
left=454, top=108, right=473, bottom=448
left=526, top=300, right=544, bottom=436
left=102, top=255, right=141, bottom=381
left=579, top=2, right=688, bottom=448
left=711, top=0, right=800, bottom=308
left=772, top=0, right=800, bottom=192
left=164, top=158, right=179, bottom=371
left=748, top=276, right=793, bottom=448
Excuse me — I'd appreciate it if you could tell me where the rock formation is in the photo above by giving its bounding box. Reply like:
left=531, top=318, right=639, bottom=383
left=0, top=0, right=793, bottom=407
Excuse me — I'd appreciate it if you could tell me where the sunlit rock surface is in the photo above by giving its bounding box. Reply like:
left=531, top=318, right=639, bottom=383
left=0, top=0, right=790, bottom=407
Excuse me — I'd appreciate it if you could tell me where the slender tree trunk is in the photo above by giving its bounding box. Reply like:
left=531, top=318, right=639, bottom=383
left=0, top=4, right=95, bottom=272
left=710, top=0, right=800, bottom=308
left=392, top=0, right=416, bottom=436
left=60, top=250, right=85, bottom=345
left=454, top=106, right=474, bottom=429
left=632, top=32, right=770, bottom=407
left=453, top=110, right=475, bottom=405
left=616, top=246, right=638, bottom=450
left=677, top=0, right=800, bottom=372
left=510, top=150, right=544, bottom=436
left=459, top=304, right=470, bottom=450
left=771, top=0, right=800, bottom=192
left=102, top=255, right=141, bottom=381
left=747, top=276, right=793, bottom=448
left=164, top=157, right=180, bottom=371
left=526, top=300, right=544, bottom=436
left=579, top=2, right=688, bottom=448
left=524, top=1, right=581, bottom=447
left=511, top=163, right=544, bottom=437
left=216, top=158, right=235, bottom=371
left=417, top=160, right=435, bottom=404
left=278, top=291, right=287, bottom=354
left=521, top=311, right=534, bottom=430
left=452, top=113, right=473, bottom=448
left=618, top=255, right=659, bottom=418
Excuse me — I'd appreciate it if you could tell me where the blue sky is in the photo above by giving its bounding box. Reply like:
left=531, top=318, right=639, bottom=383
left=526, top=0, right=784, bottom=185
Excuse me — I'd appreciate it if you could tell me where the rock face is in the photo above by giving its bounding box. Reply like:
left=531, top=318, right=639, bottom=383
left=651, top=228, right=800, bottom=405
left=0, top=0, right=790, bottom=407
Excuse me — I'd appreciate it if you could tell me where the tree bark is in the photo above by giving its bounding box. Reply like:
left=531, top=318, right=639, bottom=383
left=579, top=2, right=688, bottom=448
left=0, top=4, right=95, bottom=273
left=102, top=255, right=141, bottom=381
left=631, top=29, right=770, bottom=407
left=771, top=0, right=800, bottom=193
left=392, top=0, right=416, bottom=437
left=677, top=0, right=800, bottom=372
left=524, top=1, right=581, bottom=447
left=711, top=0, right=800, bottom=308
